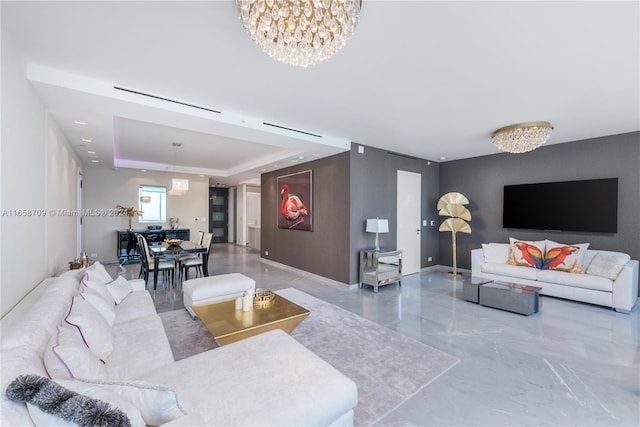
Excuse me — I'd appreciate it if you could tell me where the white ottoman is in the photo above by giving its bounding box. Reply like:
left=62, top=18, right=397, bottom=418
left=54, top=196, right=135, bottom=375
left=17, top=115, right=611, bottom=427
left=183, top=273, right=256, bottom=317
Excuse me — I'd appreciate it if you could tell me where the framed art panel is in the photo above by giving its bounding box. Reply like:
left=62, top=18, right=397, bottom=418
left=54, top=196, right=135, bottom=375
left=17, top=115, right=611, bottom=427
left=277, top=170, right=313, bottom=231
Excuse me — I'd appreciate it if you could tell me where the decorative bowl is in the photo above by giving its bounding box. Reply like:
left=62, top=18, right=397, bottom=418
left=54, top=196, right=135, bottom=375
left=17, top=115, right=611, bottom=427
left=253, top=288, right=275, bottom=308
left=165, top=239, right=183, bottom=246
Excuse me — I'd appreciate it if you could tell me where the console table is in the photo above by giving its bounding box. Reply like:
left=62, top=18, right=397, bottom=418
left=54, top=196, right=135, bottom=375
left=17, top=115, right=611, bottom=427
left=116, top=229, right=190, bottom=263
left=359, top=250, right=403, bottom=292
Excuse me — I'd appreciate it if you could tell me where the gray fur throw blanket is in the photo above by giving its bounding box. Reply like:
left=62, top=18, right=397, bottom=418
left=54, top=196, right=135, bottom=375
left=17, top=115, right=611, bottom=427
left=6, top=374, right=131, bottom=427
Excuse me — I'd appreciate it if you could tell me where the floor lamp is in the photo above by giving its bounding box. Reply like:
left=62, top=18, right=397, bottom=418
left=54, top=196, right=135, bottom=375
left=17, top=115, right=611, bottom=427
left=437, top=193, right=472, bottom=277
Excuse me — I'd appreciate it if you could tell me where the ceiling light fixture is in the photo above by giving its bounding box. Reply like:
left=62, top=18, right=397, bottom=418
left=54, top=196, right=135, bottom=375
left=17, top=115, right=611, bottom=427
left=236, top=0, right=362, bottom=67
left=73, top=120, right=86, bottom=125
left=168, top=142, right=189, bottom=196
left=492, top=121, right=554, bottom=154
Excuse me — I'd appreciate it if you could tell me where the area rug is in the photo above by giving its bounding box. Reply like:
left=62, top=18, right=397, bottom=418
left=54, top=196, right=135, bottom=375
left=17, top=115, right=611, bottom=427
left=159, top=288, right=459, bottom=426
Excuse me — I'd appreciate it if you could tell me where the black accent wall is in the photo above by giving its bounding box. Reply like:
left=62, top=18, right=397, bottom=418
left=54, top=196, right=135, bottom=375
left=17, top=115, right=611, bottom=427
left=439, top=131, right=640, bottom=269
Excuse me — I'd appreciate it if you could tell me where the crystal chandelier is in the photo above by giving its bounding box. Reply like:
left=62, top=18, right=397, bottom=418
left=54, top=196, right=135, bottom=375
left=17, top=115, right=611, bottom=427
left=492, top=122, right=554, bottom=153
left=236, top=0, right=362, bottom=67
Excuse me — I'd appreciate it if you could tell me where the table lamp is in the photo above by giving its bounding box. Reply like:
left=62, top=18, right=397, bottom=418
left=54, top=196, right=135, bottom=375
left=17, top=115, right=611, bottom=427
left=366, top=219, right=389, bottom=252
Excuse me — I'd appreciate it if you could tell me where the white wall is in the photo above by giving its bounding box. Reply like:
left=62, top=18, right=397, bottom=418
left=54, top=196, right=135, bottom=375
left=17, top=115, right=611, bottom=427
left=46, top=119, right=84, bottom=273
left=236, top=185, right=247, bottom=246
left=228, top=188, right=235, bottom=243
left=83, top=167, right=208, bottom=262
left=233, top=184, right=261, bottom=247
left=246, top=191, right=261, bottom=250
left=246, top=191, right=261, bottom=226
left=1, top=34, right=82, bottom=316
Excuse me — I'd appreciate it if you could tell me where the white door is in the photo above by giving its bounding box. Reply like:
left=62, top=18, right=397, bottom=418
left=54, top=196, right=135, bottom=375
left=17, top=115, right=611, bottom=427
left=397, top=170, right=421, bottom=275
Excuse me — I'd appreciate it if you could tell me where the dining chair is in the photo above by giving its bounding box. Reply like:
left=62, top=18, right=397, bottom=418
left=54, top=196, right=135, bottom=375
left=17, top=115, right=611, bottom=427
left=181, top=232, right=213, bottom=280
left=175, top=230, right=205, bottom=284
left=136, top=233, right=176, bottom=287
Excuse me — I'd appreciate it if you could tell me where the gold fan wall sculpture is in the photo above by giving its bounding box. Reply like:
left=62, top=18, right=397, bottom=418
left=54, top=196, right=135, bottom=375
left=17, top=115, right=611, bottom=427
left=438, top=192, right=472, bottom=277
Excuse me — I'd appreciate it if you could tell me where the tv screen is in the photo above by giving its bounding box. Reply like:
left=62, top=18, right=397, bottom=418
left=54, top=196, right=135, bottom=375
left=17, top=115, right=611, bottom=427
left=503, top=178, right=618, bottom=233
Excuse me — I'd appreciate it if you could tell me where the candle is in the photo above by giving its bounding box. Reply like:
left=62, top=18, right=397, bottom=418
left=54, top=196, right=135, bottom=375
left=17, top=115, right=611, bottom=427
left=242, top=294, right=252, bottom=312
left=235, top=297, right=242, bottom=310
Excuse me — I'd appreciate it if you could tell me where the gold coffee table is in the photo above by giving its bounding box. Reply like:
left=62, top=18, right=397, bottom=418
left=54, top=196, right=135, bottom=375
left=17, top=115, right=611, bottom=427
left=192, top=294, right=310, bottom=346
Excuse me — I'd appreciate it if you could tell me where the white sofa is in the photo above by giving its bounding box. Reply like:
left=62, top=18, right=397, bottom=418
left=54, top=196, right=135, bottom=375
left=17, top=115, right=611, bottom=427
left=1, top=263, right=358, bottom=426
left=471, top=243, right=638, bottom=313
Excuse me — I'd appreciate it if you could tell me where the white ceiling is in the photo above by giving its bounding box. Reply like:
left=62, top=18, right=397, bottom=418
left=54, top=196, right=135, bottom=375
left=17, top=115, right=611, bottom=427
left=3, top=1, right=639, bottom=186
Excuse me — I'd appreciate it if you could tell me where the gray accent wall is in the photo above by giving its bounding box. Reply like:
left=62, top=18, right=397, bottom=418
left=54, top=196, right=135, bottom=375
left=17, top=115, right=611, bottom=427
left=261, top=144, right=441, bottom=286
left=261, top=132, right=638, bottom=287
left=349, top=144, right=440, bottom=284
left=439, top=131, right=640, bottom=269
left=261, top=152, right=351, bottom=284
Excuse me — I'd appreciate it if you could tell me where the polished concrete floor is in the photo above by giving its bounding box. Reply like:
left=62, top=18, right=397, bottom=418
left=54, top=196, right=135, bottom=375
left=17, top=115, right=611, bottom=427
left=118, top=244, right=640, bottom=427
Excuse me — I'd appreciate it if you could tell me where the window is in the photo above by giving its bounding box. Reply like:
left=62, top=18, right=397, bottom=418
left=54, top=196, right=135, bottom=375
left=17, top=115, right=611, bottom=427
left=138, top=185, right=166, bottom=223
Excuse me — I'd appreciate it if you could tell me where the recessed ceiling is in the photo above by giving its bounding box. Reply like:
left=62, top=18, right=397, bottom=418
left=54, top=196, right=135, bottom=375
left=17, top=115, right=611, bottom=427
left=2, top=1, right=638, bottom=185
left=116, top=118, right=281, bottom=171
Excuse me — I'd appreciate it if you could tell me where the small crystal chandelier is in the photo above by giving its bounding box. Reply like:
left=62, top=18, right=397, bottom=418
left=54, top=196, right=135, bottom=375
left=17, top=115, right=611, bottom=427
left=492, top=122, right=554, bottom=154
left=236, top=0, right=362, bottom=67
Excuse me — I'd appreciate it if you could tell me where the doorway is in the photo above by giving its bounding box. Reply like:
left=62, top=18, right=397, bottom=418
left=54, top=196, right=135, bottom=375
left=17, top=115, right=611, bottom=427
left=397, top=170, right=421, bottom=275
left=209, top=187, right=229, bottom=244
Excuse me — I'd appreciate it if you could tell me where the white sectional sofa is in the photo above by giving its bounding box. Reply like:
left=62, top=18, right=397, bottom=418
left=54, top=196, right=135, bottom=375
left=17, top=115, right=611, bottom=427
left=1, top=263, right=357, bottom=426
left=471, top=241, right=638, bottom=313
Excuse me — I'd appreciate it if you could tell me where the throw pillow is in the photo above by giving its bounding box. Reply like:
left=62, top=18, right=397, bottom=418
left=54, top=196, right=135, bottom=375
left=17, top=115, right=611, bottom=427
left=543, top=240, right=589, bottom=273
left=481, top=243, right=511, bottom=264
left=6, top=374, right=132, bottom=427
left=1, top=346, right=49, bottom=425
left=55, top=380, right=146, bottom=427
left=43, top=326, right=108, bottom=380
left=106, top=276, right=134, bottom=305
left=70, top=378, right=187, bottom=426
left=80, top=288, right=116, bottom=326
left=508, top=238, right=545, bottom=269
left=85, top=261, right=114, bottom=284
left=81, top=275, right=116, bottom=306
left=586, top=253, right=628, bottom=280
left=64, top=296, right=114, bottom=361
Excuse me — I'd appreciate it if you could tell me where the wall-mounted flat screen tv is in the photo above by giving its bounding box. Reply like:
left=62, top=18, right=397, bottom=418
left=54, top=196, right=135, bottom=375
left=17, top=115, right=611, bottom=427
left=503, top=178, right=618, bottom=233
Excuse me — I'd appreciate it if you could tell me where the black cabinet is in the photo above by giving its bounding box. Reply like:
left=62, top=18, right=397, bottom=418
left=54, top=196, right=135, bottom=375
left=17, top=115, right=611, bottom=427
left=117, top=229, right=190, bottom=263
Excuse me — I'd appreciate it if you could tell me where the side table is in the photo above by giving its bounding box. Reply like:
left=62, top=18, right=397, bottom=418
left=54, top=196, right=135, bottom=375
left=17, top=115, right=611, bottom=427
left=359, top=250, right=403, bottom=293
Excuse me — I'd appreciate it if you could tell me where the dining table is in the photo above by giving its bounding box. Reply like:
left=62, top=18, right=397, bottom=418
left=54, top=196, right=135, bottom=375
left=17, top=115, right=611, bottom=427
left=148, top=241, right=208, bottom=290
